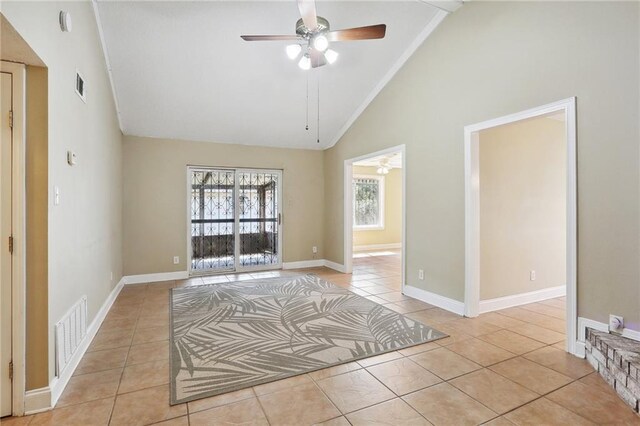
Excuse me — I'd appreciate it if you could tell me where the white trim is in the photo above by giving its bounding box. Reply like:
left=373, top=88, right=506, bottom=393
left=1, top=61, right=27, bottom=417
left=577, top=317, right=608, bottom=342
left=577, top=316, right=640, bottom=344
left=463, top=97, right=578, bottom=356
left=479, top=285, right=566, bottom=314
left=91, top=0, right=123, bottom=131
left=403, top=284, right=465, bottom=316
left=123, top=271, right=188, bottom=285
left=25, top=278, right=126, bottom=412
left=282, top=260, right=324, bottom=270
left=327, top=10, right=449, bottom=148
left=353, top=243, right=402, bottom=252
left=324, top=260, right=347, bottom=274
left=419, top=0, right=463, bottom=13
left=352, top=174, right=385, bottom=231
left=23, top=387, right=51, bottom=415
left=344, top=145, right=406, bottom=293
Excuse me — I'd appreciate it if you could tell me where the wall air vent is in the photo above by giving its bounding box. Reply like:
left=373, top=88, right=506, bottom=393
left=55, top=296, right=87, bottom=376
left=75, top=71, right=86, bottom=103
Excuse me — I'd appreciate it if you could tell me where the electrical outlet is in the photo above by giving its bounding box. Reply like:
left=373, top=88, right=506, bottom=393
left=418, top=269, right=424, bottom=280
left=312, top=246, right=318, bottom=254
left=609, top=314, right=624, bottom=332
left=530, top=270, right=536, bottom=281
left=173, top=256, right=180, bottom=265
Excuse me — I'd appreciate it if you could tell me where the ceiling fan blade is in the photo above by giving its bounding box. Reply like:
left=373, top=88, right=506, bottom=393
left=297, top=0, right=318, bottom=31
left=241, top=35, right=301, bottom=41
left=310, top=48, right=327, bottom=68
left=327, top=24, right=386, bottom=42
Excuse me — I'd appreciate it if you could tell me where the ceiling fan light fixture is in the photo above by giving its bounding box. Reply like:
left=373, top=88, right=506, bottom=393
left=286, top=44, right=302, bottom=60
left=298, top=54, right=311, bottom=70
left=324, top=49, right=338, bottom=64
left=313, top=34, right=329, bottom=52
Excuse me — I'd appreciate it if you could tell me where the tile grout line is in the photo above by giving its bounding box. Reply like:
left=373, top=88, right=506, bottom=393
left=48, top=259, right=589, bottom=425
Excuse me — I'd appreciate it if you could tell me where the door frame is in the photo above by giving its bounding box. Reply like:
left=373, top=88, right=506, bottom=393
left=463, top=97, right=577, bottom=355
left=343, top=144, right=406, bottom=292
left=1, top=61, right=26, bottom=416
left=186, top=166, right=283, bottom=275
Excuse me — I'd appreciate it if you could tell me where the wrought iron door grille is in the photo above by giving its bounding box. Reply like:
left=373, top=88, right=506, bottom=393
left=238, top=172, right=279, bottom=267
left=191, top=170, right=235, bottom=271
left=190, top=168, right=280, bottom=273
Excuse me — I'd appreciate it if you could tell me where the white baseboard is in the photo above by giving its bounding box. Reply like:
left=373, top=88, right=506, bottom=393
left=282, top=259, right=325, bottom=270
left=123, top=271, right=189, bottom=285
left=577, top=316, right=640, bottom=343
left=402, top=284, right=465, bottom=316
left=24, top=387, right=52, bottom=415
left=574, top=341, right=586, bottom=358
left=38, top=278, right=125, bottom=412
left=324, top=260, right=347, bottom=273
left=353, top=243, right=402, bottom=252
left=282, top=259, right=347, bottom=273
left=479, top=285, right=566, bottom=314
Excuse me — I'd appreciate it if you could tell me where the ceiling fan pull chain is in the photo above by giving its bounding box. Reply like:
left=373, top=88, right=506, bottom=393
left=305, top=72, right=309, bottom=131
left=317, top=74, right=320, bottom=144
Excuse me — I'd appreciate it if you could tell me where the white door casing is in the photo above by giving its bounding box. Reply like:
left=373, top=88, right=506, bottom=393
left=464, top=97, right=578, bottom=355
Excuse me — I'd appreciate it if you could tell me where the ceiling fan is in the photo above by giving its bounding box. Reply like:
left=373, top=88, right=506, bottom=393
left=240, top=0, right=387, bottom=70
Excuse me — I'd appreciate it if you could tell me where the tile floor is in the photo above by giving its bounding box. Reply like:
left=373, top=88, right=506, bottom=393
left=3, top=250, right=639, bottom=425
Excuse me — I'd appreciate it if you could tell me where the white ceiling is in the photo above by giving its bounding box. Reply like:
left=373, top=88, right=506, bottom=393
left=96, top=1, right=443, bottom=149
left=354, top=151, right=402, bottom=169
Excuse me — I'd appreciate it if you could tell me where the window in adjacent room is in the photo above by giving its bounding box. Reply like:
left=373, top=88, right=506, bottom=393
left=353, top=175, right=384, bottom=230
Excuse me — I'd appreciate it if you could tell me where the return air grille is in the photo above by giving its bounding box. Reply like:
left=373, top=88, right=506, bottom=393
left=55, top=296, right=87, bottom=376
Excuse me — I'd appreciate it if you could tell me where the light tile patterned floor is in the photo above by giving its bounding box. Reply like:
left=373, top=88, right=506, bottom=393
left=5, top=250, right=639, bottom=425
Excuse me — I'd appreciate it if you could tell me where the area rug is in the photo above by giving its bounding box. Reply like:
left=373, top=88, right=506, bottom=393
left=169, top=274, right=447, bottom=404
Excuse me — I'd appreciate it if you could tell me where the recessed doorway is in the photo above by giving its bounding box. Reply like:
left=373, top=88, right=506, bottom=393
left=344, top=145, right=405, bottom=291
left=464, top=98, right=577, bottom=355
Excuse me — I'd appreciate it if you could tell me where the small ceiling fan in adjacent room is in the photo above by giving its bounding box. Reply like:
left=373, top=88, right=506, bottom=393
left=241, top=0, right=387, bottom=69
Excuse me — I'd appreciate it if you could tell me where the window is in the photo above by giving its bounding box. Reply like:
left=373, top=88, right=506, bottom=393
left=353, top=175, right=384, bottom=230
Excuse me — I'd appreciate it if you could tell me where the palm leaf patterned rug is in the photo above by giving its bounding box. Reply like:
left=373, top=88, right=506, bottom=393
left=169, top=274, right=447, bottom=404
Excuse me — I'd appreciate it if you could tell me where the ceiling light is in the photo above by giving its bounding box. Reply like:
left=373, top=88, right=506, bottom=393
left=324, top=49, right=338, bottom=64
left=377, top=166, right=389, bottom=175
left=313, top=35, right=329, bottom=52
left=286, top=44, right=302, bottom=60
left=298, top=54, right=311, bottom=70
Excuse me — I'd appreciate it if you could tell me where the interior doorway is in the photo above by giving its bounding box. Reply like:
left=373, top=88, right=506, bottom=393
left=464, top=98, right=577, bottom=354
left=344, top=145, right=405, bottom=290
left=187, top=167, right=283, bottom=275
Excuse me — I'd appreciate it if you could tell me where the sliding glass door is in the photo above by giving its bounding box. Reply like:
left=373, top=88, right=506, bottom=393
left=189, top=167, right=282, bottom=274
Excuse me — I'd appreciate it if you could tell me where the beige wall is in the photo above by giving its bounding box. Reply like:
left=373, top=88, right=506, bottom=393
left=25, top=65, right=48, bottom=390
left=352, top=166, right=401, bottom=248
left=122, top=136, right=325, bottom=275
left=324, top=2, right=639, bottom=329
left=479, top=117, right=566, bottom=300
left=3, top=2, right=124, bottom=386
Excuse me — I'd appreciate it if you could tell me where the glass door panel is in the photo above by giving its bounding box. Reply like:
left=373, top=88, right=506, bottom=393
left=189, top=168, right=281, bottom=274
left=190, top=169, right=235, bottom=272
left=237, top=170, right=281, bottom=269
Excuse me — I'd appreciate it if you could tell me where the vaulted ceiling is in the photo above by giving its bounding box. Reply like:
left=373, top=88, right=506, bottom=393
left=96, top=1, right=451, bottom=149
